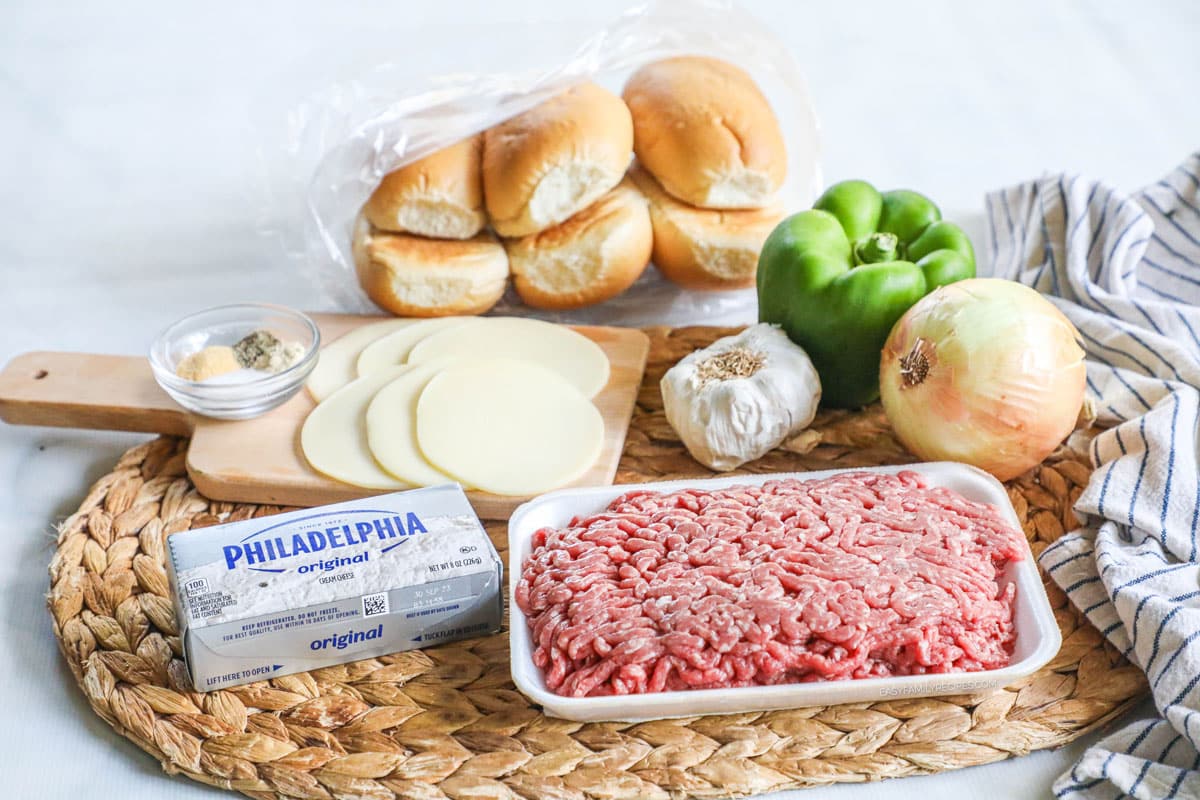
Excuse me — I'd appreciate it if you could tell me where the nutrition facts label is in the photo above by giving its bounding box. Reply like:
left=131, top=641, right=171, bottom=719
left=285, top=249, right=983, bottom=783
left=186, top=589, right=237, bottom=621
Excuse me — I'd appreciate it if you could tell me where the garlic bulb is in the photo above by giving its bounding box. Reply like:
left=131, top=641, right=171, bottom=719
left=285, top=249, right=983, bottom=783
left=661, top=324, right=821, bottom=471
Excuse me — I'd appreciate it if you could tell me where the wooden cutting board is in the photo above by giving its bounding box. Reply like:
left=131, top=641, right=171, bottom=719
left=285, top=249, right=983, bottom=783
left=0, top=313, right=650, bottom=519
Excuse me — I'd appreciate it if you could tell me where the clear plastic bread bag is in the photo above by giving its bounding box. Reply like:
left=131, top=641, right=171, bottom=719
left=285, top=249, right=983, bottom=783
left=279, top=0, right=821, bottom=326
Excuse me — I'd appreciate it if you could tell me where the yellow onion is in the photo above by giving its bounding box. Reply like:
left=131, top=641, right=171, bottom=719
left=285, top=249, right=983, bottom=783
left=880, top=278, right=1086, bottom=481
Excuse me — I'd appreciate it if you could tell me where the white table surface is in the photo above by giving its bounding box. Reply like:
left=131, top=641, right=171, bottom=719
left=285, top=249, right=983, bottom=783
left=2, top=0, right=1195, bottom=797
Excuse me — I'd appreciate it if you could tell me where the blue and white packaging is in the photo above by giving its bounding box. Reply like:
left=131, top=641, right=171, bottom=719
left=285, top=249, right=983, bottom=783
left=165, top=484, right=502, bottom=691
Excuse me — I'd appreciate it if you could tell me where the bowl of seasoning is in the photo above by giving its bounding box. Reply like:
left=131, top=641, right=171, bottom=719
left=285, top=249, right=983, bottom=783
left=149, top=303, right=320, bottom=419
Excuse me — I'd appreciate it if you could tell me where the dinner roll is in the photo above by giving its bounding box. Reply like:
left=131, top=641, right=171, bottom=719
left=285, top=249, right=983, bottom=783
left=352, top=218, right=509, bottom=317
left=362, top=135, right=486, bottom=240
left=505, top=179, right=652, bottom=310
left=623, top=56, right=786, bottom=209
left=630, top=165, right=783, bottom=290
left=483, top=82, right=633, bottom=238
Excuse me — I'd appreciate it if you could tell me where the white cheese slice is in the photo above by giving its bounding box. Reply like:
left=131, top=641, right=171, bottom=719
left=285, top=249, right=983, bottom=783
left=366, top=359, right=465, bottom=488
left=305, top=319, right=415, bottom=402
left=300, top=366, right=413, bottom=489
left=355, top=316, right=471, bottom=377
left=416, top=358, right=604, bottom=496
left=406, top=317, right=610, bottom=398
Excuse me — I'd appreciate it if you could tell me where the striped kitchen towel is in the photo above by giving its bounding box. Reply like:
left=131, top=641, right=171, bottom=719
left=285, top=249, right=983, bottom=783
left=986, top=152, right=1200, bottom=799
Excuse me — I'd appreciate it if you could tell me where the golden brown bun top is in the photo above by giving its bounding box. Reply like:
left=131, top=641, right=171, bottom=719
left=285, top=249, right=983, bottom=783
left=628, top=164, right=784, bottom=231
left=362, top=135, right=485, bottom=238
left=352, top=219, right=509, bottom=317
left=622, top=56, right=786, bottom=208
left=482, top=82, right=633, bottom=236
left=370, top=135, right=481, bottom=205
left=512, top=179, right=645, bottom=251
left=505, top=179, right=652, bottom=311
left=629, top=164, right=783, bottom=290
left=364, top=227, right=502, bottom=265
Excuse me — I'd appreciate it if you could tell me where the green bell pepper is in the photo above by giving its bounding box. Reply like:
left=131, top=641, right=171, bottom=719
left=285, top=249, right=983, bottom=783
left=757, top=180, right=975, bottom=408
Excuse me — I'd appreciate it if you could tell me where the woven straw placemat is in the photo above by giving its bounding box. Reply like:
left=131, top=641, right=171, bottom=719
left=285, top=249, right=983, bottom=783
left=48, top=326, right=1147, bottom=800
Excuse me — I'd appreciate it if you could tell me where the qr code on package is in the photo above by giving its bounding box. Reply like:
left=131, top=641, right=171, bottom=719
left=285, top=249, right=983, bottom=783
left=362, top=592, right=390, bottom=617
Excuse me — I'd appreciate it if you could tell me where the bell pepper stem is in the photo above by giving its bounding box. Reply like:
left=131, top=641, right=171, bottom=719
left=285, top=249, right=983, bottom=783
left=855, top=232, right=900, bottom=264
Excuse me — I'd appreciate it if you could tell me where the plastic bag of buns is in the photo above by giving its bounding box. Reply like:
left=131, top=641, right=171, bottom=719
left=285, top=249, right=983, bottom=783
left=283, top=0, right=820, bottom=327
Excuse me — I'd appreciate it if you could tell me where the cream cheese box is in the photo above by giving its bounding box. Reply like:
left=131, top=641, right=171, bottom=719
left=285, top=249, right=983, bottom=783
left=165, top=484, right=502, bottom=691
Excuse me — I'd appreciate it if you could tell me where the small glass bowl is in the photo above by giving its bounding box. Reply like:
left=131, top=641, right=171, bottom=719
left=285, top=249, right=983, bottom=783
left=149, top=303, right=320, bottom=420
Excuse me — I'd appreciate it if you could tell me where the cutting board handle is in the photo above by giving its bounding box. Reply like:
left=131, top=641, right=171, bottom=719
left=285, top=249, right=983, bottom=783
left=0, top=351, right=193, bottom=436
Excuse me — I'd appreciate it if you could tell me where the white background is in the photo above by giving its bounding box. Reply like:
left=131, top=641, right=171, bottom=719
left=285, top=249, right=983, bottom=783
left=2, top=0, right=1197, bottom=797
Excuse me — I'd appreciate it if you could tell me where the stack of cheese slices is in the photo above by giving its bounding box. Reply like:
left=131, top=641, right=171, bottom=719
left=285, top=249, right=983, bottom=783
left=353, top=56, right=787, bottom=315
left=300, top=317, right=610, bottom=496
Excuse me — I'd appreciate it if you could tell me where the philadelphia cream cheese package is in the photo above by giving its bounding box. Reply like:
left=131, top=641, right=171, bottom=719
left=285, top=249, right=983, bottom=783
left=165, top=485, right=502, bottom=691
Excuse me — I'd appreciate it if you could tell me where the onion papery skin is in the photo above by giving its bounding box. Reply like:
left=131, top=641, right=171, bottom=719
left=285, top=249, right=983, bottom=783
left=879, top=278, right=1086, bottom=482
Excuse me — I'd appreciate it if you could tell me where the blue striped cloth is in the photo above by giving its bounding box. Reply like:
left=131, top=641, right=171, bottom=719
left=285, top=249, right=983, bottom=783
left=986, top=152, right=1200, bottom=799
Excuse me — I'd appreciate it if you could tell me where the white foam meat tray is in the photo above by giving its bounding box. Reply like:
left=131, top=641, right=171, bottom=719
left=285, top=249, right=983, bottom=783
left=507, top=462, right=1062, bottom=722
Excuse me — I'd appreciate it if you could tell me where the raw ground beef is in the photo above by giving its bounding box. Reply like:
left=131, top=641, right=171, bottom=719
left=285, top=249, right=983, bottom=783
left=515, top=471, right=1027, bottom=697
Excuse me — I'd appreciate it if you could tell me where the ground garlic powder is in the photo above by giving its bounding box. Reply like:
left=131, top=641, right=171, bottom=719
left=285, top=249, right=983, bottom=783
left=176, top=345, right=240, bottom=382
